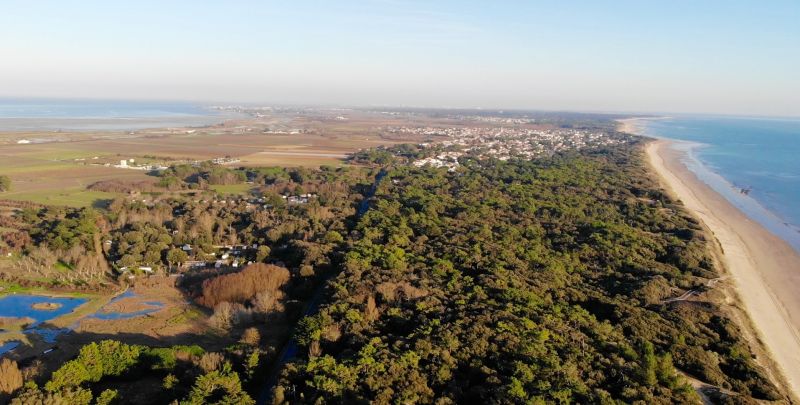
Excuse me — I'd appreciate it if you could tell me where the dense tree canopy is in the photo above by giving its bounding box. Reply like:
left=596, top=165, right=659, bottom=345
left=274, top=143, right=780, bottom=404
left=3, top=138, right=784, bottom=404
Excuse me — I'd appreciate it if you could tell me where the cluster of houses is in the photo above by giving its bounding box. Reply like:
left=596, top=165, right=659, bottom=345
left=205, top=192, right=317, bottom=208
left=202, top=193, right=318, bottom=208
left=84, top=155, right=242, bottom=173
left=282, top=193, right=316, bottom=204
left=116, top=243, right=260, bottom=278
left=210, top=156, right=240, bottom=165
left=459, top=115, right=537, bottom=125
left=98, top=158, right=170, bottom=171
left=113, top=192, right=322, bottom=277
left=412, top=151, right=462, bottom=172
left=183, top=243, right=256, bottom=270
left=127, top=192, right=318, bottom=211
left=409, top=126, right=628, bottom=169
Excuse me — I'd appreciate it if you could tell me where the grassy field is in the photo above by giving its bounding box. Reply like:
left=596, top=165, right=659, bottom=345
left=0, top=144, right=147, bottom=207
left=238, top=151, right=348, bottom=167
left=0, top=142, right=150, bottom=206
left=1, top=188, right=120, bottom=207
left=209, top=183, right=254, bottom=195
left=0, top=113, right=412, bottom=207
left=0, top=280, right=98, bottom=299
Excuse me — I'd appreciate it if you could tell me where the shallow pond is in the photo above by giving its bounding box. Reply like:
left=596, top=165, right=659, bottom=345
left=0, top=294, right=88, bottom=355
left=0, top=341, right=20, bottom=353
left=0, top=291, right=165, bottom=356
left=88, top=290, right=164, bottom=320
left=0, top=295, right=88, bottom=327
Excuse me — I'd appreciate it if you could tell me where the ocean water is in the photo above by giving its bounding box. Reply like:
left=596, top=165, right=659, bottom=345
left=641, top=116, right=800, bottom=251
left=0, top=98, right=234, bottom=131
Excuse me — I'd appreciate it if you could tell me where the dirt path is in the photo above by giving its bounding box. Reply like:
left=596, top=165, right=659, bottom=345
left=662, top=277, right=726, bottom=304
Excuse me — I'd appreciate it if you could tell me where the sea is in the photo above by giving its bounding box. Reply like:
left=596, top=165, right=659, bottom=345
left=639, top=116, right=800, bottom=252
left=0, top=98, right=235, bottom=131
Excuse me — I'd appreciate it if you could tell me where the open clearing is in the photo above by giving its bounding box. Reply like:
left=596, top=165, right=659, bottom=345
left=0, top=113, right=407, bottom=206
left=209, top=183, right=255, bottom=195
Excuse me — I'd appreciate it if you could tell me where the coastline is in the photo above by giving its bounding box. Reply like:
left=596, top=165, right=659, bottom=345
left=0, top=100, right=243, bottom=132
left=644, top=138, right=800, bottom=399
left=619, top=117, right=800, bottom=253
left=617, top=116, right=670, bottom=136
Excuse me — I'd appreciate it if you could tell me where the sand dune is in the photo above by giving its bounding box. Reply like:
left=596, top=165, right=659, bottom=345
left=646, top=139, right=800, bottom=399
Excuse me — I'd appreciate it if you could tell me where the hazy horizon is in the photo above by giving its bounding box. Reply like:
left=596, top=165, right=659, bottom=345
left=4, top=96, right=800, bottom=121
left=2, top=0, right=798, bottom=117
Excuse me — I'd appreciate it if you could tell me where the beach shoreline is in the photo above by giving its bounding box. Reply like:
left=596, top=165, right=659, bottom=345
left=617, top=116, right=670, bottom=137
left=642, top=137, right=800, bottom=399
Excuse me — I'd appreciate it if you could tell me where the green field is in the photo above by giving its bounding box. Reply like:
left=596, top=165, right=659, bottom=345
left=0, top=280, right=96, bottom=299
left=1, top=188, right=120, bottom=207
left=209, top=183, right=254, bottom=195
left=0, top=161, right=77, bottom=175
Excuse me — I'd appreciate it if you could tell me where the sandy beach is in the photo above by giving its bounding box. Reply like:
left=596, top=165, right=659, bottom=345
left=645, top=138, right=800, bottom=398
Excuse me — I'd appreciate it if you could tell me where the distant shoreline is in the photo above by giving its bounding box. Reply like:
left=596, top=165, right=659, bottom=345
left=0, top=115, right=234, bottom=132
left=618, top=118, right=800, bottom=253
left=0, top=100, right=245, bottom=132
left=641, top=136, right=800, bottom=399
left=616, top=117, right=671, bottom=137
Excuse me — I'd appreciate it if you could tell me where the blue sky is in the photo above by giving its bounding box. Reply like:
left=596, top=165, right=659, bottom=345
left=1, top=0, right=798, bottom=115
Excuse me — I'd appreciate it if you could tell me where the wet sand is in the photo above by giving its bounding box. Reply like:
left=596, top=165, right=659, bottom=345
left=646, top=139, right=800, bottom=398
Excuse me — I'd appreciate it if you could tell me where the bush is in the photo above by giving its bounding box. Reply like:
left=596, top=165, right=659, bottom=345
left=0, top=175, right=10, bottom=192
left=180, top=365, right=254, bottom=405
left=0, top=358, right=23, bottom=396
left=95, top=389, right=118, bottom=405
left=198, top=263, right=290, bottom=308
left=198, top=352, right=225, bottom=373
left=241, top=327, right=261, bottom=346
left=45, top=340, right=141, bottom=392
